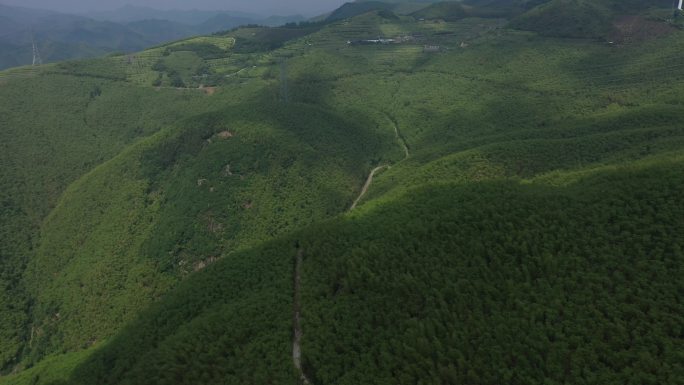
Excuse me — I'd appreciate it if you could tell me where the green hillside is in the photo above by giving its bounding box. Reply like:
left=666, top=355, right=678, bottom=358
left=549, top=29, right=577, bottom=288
left=510, top=0, right=674, bottom=38
left=9, top=157, right=682, bottom=385
left=0, top=4, right=303, bottom=71
left=411, top=0, right=531, bottom=21
left=0, top=72, right=209, bottom=370
left=0, top=0, right=682, bottom=384
left=412, top=2, right=469, bottom=20
left=326, top=2, right=397, bottom=21
left=331, top=0, right=445, bottom=20
left=510, top=0, right=615, bottom=38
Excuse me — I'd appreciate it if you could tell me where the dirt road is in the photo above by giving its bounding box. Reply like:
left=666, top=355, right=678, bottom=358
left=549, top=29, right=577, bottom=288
left=293, top=116, right=410, bottom=382
left=349, top=165, right=389, bottom=211
left=349, top=117, right=409, bottom=211
left=392, top=121, right=410, bottom=159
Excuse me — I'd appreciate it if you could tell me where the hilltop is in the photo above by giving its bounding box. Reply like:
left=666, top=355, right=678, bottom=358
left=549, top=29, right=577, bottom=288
left=510, top=0, right=676, bottom=38
left=0, top=0, right=683, bottom=384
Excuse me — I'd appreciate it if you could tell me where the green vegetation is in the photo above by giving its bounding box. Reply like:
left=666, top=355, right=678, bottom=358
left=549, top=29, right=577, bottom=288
left=228, top=26, right=322, bottom=53
left=17, top=89, right=391, bottom=364
left=510, top=0, right=674, bottom=38
left=67, top=239, right=299, bottom=385
left=0, top=4, right=303, bottom=71
left=298, top=160, right=684, bottom=385
left=326, top=2, right=396, bottom=21
left=510, top=0, right=615, bottom=38
left=14, top=158, right=684, bottom=385
left=1, top=0, right=683, bottom=383
left=411, top=2, right=469, bottom=20
left=0, top=74, right=207, bottom=371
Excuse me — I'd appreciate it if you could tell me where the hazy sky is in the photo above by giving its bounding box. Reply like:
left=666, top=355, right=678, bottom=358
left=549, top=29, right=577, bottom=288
left=0, top=0, right=348, bottom=15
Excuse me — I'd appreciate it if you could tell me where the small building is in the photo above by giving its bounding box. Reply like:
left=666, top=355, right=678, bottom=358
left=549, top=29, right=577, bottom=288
left=348, top=38, right=396, bottom=45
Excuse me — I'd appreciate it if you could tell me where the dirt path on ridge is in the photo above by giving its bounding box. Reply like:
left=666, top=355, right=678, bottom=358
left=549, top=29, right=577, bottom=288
left=291, top=116, right=410, bottom=383
left=349, top=165, right=389, bottom=211
left=349, top=116, right=409, bottom=211
left=392, top=120, right=410, bottom=160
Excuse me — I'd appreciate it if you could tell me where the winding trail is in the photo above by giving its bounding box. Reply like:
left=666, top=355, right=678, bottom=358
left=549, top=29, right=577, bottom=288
left=349, top=165, right=390, bottom=211
left=291, top=116, right=410, bottom=383
left=293, top=249, right=311, bottom=384
left=391, top=119, right=410, bottom=160
left=224, top=67, right=251, bottom=78
left=349, top=116, right=410, bottom=211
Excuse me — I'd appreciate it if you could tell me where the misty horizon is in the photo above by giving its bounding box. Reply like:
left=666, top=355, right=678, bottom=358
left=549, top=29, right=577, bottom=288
left=0, top=0, right=348, bottom=16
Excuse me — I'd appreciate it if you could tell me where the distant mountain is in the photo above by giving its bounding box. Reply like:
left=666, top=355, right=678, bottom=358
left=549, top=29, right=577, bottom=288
left=0, top=41, right=24, bottom=69
left=0, top=5, right=161, bottom=69
left=327, top=0, right=449, bottom=21
left=86, top=5, right=305, bottom=30
left=193, top=14, right=259, bottom=35
left=0, top=4, right=53, bottom=36
left=410, top=2, right=469, bottom=20
left=125, top=19, right=197, bottom=43
left=260, top=14, right=307, bottom=27
left=326, top=1, right=396, bottom=21
left=0, top=3, right=55, bottom=26
left=0, top=4, right=304, bottom=70
left=411, top=0, right=540, bottom=20
left=510, top=0, right=673, bottom=38
left=85, top=5, right=259, bottom=25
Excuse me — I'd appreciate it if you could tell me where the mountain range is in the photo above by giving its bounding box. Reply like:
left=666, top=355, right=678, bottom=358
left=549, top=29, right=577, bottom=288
left=0, top=0, right=683, bottom=384
left=0, top=3, right=304, bottom=70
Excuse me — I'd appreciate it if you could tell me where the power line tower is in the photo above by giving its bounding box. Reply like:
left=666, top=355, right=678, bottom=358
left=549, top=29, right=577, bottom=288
left=31, top=33, right=42, bottom=66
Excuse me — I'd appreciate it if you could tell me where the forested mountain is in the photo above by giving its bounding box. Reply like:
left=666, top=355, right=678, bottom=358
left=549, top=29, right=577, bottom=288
left=0, top=0, right=683, bottom=384
left=0, top=4, right=303, bottom=70
left=510, top=0, right=674, bottom=38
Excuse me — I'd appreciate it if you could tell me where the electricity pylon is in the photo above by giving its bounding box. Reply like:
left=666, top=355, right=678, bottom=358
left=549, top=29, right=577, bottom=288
left=31, top=33, right=42, bottom=66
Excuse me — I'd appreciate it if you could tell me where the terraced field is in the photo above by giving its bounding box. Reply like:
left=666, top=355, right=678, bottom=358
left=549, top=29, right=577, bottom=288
left=168, top=36, right=237, bottom=50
